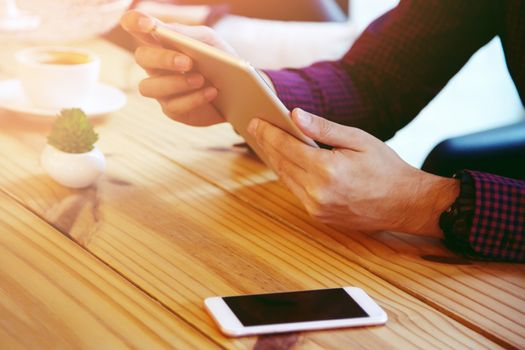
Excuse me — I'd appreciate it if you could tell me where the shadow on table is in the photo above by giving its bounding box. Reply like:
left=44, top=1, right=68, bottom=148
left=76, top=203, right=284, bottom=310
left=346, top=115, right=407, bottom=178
left=223, top=172, right=480, bottom=267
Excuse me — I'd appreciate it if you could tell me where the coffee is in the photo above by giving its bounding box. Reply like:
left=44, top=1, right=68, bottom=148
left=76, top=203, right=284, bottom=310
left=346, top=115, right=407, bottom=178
left=39, top=51, right=92, bottom=65
left=16, top=46, right=100, bottom=109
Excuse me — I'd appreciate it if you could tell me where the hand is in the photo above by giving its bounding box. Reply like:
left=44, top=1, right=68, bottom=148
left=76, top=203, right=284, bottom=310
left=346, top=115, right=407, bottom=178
left=120, top=10, right=236, bottom=126
left=247, top=109, right=460, bottom=236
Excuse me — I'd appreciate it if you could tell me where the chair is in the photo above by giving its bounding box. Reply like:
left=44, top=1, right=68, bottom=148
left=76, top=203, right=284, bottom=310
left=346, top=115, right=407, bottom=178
left=422, top=122, right=525, bottom=180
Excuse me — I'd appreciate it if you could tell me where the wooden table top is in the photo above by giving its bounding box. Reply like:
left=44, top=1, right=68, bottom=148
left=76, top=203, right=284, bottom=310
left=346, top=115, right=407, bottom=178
left=0, top=39, right=523, bottom=350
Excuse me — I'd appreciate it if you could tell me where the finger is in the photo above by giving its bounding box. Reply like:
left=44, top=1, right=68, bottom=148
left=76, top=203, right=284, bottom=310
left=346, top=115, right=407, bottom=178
left=292, top=108, right=375, bottom=151
left=121, top=10, right=237, bottom=55
left=135, top=46, right=192, bottom=72
left=254, top=126, right=324, bottom=218
left=247, top=118, right=317, bottom=171
left=275, top=162, right=311, bottom=206
left=160, top=86, right=218, bottom=117
left=143, top=67, right=179, bottom=78
left=165, top=23, right=238, bottom=56
left=121, top=10, right=210, bottom=44
left=139, top=73, right=205, bottom=98
left=260, top=141, right=309, bottom=196
left=171, top=103, right=224, bottom=126
left=120, top=10, right=159, bottom=45
left=167, top=23, right=219, bottom=46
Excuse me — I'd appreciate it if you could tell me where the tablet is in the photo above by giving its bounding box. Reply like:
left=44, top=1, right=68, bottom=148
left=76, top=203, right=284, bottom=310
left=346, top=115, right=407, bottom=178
left=152, top=26, right=318, bottom=165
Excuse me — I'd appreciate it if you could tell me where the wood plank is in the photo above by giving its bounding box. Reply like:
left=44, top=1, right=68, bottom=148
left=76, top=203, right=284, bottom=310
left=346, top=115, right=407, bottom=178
left=66, top=40, right=525, bottom=348
left=135, top=86, right=525, bottom=348
left=0, top=191, right=218, bottom=350
left=120, top=94, right=525, bottom=349
left=128, top=69, right=525, bottom=347
left=0, top=107, right=504, bottom=349
left=0, top=40, right=511, bottom=349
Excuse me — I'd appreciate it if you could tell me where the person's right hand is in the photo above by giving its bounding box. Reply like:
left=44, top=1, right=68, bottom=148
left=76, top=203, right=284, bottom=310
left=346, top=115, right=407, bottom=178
left=120, top=10, right=237, bottom=126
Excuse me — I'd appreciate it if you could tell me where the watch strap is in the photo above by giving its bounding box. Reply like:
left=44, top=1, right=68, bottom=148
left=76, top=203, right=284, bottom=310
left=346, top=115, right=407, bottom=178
left=440, top=171, right=476, bottom=255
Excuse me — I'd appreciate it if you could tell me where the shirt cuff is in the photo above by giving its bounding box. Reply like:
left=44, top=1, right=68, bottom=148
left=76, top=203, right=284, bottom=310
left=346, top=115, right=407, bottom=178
left=441, top=171, right=476, bottom=257
left=465, top=170, right=525, bottom=262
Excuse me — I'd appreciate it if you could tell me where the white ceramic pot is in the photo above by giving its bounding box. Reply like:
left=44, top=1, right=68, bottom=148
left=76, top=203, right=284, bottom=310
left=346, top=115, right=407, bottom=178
left=41, top=144, right=106, bottom=188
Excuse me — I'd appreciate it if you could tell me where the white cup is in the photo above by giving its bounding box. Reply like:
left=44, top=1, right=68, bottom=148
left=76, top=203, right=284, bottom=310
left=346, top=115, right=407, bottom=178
left=15, top=46, right=100, bottom=109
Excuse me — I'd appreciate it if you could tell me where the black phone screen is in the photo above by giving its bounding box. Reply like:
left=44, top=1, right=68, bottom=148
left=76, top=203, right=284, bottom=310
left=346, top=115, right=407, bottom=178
left=223, top=288, right=369, bottom=326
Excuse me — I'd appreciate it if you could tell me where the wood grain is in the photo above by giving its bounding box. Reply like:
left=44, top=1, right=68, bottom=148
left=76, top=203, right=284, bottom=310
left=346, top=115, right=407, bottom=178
left=0, top=191, right=217, bottom=350
left=121, top=98, right=525, bottom=349
left=0, top=40, right=515, bottom=349
left=80, top=41, right=525, bottom=349
left=0, top=108, right=504, bottom=349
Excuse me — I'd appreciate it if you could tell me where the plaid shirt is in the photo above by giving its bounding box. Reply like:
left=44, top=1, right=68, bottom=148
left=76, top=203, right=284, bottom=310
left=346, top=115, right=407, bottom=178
left=265, top=0, right=525, bottom=261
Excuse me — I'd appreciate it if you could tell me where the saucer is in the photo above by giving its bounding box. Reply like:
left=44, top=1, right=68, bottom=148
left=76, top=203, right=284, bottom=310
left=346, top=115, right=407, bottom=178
left=0, top=79, right=127, bottom=117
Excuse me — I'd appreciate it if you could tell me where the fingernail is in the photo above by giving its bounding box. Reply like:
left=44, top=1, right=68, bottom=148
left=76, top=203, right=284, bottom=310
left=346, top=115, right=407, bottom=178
left=296, top=109, right=311, bottom=127
left=203, top=87, right=217, bottom=101
left=174, top=55, right=191, bottom=71
left=138, top=17, right=155, bottom=32
left=186, top=74, right=204, bottom=88
left=247, top=119, right=259, bottom=135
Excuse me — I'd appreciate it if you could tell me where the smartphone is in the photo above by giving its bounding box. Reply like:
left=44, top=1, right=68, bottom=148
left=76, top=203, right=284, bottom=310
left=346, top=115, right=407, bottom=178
left=152, top=26, right=319, bottom=167
left=204, top=287, right=387, bottom=337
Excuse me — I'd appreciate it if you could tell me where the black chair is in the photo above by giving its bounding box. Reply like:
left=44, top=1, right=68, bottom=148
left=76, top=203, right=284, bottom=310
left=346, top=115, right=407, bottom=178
left=422, top=121, right=525, bottom=180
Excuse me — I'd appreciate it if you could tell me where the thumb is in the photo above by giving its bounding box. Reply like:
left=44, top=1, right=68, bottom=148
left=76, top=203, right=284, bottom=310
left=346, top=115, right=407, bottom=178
left=120, top=10, right=162, bottom=45
left=120, top=11, right=217, bottom=46
left=166, top=23, right=238, bottom=56
left=121, top=10, right=237, bottom=55
left=292, top=108, right=368, bottom=150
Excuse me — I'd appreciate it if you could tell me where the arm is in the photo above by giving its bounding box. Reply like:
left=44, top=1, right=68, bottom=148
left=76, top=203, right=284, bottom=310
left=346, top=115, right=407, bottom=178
left=122, top=9, right=523, bottom=262
left=265, top=0, right=500, bottom=140
left=248, top=109, right=525, bottom=263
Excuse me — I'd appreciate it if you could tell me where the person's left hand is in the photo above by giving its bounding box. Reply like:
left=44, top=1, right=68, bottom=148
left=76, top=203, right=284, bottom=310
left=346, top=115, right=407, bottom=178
left=247, top=109, right=459, bottom=236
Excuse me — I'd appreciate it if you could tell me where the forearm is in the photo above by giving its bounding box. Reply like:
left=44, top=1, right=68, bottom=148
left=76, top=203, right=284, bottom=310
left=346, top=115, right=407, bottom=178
left=264, top=0, right=498, bottom=141
left=263, top=61, right=396, bottom=139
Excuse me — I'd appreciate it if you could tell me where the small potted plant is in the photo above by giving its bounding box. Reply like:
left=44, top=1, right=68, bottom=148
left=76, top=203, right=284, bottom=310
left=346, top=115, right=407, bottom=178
left=41, top=108, right=106, bottom=188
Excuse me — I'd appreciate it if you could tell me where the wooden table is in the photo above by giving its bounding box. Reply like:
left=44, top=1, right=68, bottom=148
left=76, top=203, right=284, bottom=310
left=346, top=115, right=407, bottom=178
left=0, top=39, right=523, bottom=350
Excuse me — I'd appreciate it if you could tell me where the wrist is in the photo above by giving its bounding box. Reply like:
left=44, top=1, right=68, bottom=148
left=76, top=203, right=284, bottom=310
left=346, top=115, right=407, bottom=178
left=400, top=171, right=460, bottom=237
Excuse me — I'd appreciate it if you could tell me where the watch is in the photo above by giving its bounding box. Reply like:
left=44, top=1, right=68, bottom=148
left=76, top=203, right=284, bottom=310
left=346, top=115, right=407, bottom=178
left=439, top=171, right=476, bottom=254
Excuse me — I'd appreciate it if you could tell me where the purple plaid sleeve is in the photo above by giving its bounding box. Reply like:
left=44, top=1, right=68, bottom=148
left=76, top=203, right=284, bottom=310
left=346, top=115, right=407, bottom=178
left=465, top=171, right=525, bottom=262
left=264, top=0, right=498, bottom=141
left=263, top=1, right=525, bottom=261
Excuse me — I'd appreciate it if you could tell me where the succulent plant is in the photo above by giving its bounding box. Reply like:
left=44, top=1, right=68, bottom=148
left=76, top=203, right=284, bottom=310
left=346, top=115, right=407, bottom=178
left=47, top=109, right=99, bottom=153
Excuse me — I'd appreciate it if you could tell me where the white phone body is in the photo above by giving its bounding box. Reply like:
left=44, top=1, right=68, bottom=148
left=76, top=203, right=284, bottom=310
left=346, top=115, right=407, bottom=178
left=204, top=287, right=387, bottom=337
left=152, top=26, right=319, bottom=166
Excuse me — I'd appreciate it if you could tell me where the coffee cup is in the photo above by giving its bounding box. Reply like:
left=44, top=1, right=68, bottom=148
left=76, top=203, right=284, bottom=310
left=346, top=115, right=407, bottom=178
left=15, top=47, right=100, bottom=109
